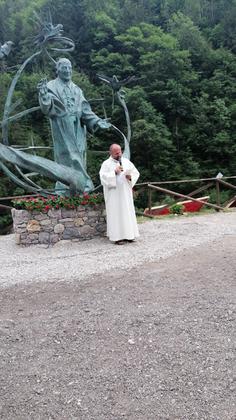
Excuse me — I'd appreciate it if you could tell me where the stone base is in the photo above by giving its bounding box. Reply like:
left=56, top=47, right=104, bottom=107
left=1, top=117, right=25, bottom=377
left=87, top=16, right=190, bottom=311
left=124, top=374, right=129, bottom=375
left=12, top=204, right=106, bottom=246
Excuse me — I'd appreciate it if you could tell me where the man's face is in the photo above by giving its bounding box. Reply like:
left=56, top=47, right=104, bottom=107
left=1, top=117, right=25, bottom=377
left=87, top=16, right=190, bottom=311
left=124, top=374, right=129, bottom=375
left=57, top=60, right=72, bottom=82
left=110, top=145, right=122, bottom=160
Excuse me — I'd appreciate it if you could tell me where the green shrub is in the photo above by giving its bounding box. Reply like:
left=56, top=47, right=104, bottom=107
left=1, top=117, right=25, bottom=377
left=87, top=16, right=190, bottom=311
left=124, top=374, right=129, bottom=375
left=169, top=203, right=184, bottom=215
left=0, top=214, right=12, bottom=228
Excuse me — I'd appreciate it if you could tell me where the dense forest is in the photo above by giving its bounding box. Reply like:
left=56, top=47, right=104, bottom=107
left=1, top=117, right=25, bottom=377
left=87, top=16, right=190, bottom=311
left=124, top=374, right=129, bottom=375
left=0, top=0, right=236, bottom=198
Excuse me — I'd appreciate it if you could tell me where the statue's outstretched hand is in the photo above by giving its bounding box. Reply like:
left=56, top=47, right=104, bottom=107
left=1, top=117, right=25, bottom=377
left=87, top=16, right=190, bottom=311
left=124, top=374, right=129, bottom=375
left=37, top=78, right=49, bottom=99
left=97, top=119, right=111, bottom=129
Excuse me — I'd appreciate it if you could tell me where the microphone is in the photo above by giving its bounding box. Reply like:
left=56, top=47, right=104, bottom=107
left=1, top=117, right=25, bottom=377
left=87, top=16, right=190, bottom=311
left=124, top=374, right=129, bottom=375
left=118, top=157, right=123, bottom=171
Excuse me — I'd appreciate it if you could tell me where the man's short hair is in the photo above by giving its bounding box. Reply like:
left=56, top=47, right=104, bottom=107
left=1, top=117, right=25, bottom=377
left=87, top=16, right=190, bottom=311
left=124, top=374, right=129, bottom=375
left=109, top=143, right=121, bottom=153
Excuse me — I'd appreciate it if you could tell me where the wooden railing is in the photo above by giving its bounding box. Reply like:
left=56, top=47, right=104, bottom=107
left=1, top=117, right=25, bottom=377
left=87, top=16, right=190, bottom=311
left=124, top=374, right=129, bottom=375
left=135, top=175, right=236, bottom=215
left=1, top=175, right=236, bottom=214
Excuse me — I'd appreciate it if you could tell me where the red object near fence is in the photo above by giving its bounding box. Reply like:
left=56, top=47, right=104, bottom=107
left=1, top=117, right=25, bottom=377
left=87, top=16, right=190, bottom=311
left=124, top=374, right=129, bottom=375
left=144, top=196, right=209, bottom=216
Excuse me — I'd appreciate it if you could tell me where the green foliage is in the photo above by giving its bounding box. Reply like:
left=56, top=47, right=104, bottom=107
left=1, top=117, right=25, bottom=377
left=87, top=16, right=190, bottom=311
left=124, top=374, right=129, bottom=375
left=169, top=203, right=184, bottom=214
left=0, top=213, right=12, bottom=229
left=208, top=188, right=232, bottom=206
left=0, top=0, right=236, bottom=201
left=92, top=12, right=117, bottom=46
left=162, top=195, right=175, bottom=206
left=133, top=188, right=148, bottom=211
left=168, top=12, right=211, bottom=68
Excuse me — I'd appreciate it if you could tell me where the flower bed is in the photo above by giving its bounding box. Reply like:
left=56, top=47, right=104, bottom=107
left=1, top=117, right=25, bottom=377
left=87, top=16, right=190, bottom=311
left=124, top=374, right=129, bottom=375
left=11, top=193, right=106, bottom=246
left=12, top=193, right=103, bottom=212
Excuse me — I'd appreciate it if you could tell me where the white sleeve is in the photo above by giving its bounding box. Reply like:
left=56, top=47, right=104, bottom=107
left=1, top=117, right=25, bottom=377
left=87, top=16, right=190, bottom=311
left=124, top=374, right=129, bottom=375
left=129, top=162, right=140, bottom=187
left=99, top=161, right=116, bottom=188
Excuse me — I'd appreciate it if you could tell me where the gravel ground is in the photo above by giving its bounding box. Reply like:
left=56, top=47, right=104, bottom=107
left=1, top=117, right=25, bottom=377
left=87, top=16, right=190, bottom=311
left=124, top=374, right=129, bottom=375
left=0, top=211, right=236, bottom=419
left=1, top=211, right=236, bottom=288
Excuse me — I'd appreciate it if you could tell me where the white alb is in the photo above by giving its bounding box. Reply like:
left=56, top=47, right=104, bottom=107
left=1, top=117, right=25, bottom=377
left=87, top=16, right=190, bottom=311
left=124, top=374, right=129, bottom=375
left=100, top=156, right=140, bottom=242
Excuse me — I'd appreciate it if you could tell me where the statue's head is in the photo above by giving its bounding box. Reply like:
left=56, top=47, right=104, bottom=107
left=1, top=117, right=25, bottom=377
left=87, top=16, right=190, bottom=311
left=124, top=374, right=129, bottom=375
left=56, top=58, right=72, bottom=82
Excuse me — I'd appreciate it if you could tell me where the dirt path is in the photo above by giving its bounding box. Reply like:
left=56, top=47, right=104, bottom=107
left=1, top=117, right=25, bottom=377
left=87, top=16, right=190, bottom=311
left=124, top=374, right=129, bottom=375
left=0, top=227, right=236, bottom=419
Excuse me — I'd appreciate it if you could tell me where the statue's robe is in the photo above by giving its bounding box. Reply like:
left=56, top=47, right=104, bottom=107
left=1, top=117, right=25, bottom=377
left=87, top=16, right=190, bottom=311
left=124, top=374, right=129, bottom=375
left=100, top=156, right=140, bottom=242
left=39, top=78, right=101, bottom=194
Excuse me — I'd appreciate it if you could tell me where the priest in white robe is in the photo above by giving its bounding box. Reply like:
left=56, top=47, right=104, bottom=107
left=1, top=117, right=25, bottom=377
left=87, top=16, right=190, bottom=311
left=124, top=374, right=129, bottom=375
left=100, top=144, right=140, bottom=244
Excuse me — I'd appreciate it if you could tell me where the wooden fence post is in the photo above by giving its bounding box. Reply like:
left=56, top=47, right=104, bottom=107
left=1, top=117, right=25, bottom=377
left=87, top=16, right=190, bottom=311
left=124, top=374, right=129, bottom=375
left=215, top=179, right=221, bottom=209
left=148, top=188, right=152, bottom=212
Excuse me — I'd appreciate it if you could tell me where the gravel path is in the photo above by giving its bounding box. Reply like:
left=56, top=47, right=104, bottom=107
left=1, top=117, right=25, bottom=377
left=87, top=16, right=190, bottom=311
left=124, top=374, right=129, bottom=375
left=0, top=211, right=236, bottom=420
left=1, top=211, right=236, bottom=288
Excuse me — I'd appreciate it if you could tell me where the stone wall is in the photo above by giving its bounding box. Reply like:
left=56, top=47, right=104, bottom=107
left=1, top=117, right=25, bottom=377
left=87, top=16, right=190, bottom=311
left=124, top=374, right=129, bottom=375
left=11, top=204, right=106, bottom=246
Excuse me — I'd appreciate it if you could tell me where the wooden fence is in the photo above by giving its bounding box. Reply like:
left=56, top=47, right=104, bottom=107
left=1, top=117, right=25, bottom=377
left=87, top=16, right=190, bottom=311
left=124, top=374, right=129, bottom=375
left=135, top=175, right=236, bottom=215
left=1, top=175, right=236, bottom=214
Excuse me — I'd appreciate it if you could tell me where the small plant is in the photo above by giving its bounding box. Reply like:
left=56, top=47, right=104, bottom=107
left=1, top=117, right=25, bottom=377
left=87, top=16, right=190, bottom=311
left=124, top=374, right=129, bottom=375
left=0, top=213, right=13, bottom=229
left=169, top=203, right=184, bottom=215
left=209, top=188, right=231, bottom=205
left=12, top=193, right=104, bottom=212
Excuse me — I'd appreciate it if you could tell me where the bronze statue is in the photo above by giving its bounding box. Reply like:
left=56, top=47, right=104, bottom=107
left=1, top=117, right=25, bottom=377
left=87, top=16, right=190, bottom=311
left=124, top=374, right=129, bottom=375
left=0, top=13, right=132, bottom=196
left=38, top=58, right=111, bottom=194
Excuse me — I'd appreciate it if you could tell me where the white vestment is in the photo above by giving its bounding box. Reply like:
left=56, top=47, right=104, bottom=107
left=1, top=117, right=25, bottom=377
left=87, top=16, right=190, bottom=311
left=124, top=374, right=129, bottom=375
left=100, top=156, right=140, bottom=241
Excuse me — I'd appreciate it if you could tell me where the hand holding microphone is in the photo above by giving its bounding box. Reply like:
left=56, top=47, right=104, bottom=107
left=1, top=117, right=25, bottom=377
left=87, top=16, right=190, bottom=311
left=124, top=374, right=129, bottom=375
left=115, top=157, right=123, bottom=174
left=118, top=157, right=123, bottom=172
